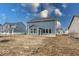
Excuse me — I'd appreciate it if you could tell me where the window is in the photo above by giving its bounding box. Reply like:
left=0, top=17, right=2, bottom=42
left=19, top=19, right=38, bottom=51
left=31, top=29, right=33, bottom=33
left=34, top=29, right=36, bottom=33
left=43, top=29, right=45, bottom=33
left=31, top=28, right=37, bottom=34
left=49, top=29, right=51, bottom=33
left=46, top=29, right=48, bottom=33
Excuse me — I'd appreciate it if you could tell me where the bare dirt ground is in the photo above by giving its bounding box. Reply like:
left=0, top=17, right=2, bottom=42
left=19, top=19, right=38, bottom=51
left=0, top=35, right=79, bottom=56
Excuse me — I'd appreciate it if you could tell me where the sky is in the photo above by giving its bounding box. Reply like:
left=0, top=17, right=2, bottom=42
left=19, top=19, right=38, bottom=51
left=0, top=3, right=79, bottom=30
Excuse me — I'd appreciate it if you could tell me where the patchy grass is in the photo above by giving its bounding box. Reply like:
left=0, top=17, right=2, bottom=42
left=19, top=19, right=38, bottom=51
left=0, top=35, right=79, bottom=56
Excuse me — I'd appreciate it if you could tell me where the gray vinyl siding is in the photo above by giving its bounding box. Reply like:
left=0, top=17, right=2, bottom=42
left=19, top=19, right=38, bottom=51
left=27, top=21, right=57, bottom=34
left=3, top=22, right=26, bottom=34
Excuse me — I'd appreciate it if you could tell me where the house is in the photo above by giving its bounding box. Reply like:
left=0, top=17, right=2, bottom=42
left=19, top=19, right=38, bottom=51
left=2, top=22, right=26, bottom=35
left=0, top=24, right=3, bottom=33
left=68, top=16, right=79, bottom=34
left=27, top=17, right=62, bottom=36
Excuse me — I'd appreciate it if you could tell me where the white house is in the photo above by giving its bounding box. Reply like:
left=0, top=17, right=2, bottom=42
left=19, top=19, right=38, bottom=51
left=68, top=16, right=79, bottom=34
left=2, top=22, right=26, bottom=35
left=27, top=17, right=62, bottom=36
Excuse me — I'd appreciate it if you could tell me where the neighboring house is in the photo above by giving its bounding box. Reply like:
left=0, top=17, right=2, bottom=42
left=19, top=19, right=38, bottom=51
left=0, top=24, right=3, bottom=33
left=27, top=17, right=62, bottom=36
left=68, top=16, right=79, bottom=34
left=2, top=22, right=26, bottom=34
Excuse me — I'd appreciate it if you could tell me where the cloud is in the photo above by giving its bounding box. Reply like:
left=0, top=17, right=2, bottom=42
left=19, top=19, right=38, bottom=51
left=11, top=9, right=16, bottom=12
left=20, top=3, right=63, bottom=18
left=56, top=21, right=61, bottom=28
left=20, top=3, right=27, bottom=7
left=31, top=3, right=40, bottom=12
left=62, top=4, right=67, bottom=8
left=1, top=13, right=6, bottom=20
left=44, top=4, right=55, bottom=14
left=20, top=3, right=40, bottom=13
left=54, top=8, right=62, bottom=16
left=39, top=4, right=63, bottom=18
left=39, top=4, right=54, bottom=18
left=20, top=3, right=32, bottom=9
left=40, top=10, right=48, bottom=18
left=39, top=4, right=62, bottom=18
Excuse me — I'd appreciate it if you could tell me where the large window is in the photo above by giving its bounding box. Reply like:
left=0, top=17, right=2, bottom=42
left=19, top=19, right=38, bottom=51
left=42, top=28, right=51, bottom=34
left=49, top=29, right=51, bottom=33
left=34, top=29, right=36, bottom=33
left=31, top=29, right=33, bottom=33
left=46, top=29, right=48, bottom=33
left=30, top=28, right=36, bottom=34
left=43, top=29, right=45, bottom=33
left=30, top=28, right=52, bottom=34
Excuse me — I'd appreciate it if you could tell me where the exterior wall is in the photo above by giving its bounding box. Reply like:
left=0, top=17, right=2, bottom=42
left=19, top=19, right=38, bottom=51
left=14, top=22, right=26, bottom=33
left=3, top=22, right=26, bottom=34
left=27, top=21, right=57, bottom=35
left=68, top=16, right=79, bottom=34
left=3, top=24, right=10, bottom=33
left=0, top=25, right=3, bottom=33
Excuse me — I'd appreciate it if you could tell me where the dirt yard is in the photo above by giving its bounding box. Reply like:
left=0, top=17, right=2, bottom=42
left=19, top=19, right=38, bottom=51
left=0, top=35, right=79, bottom=56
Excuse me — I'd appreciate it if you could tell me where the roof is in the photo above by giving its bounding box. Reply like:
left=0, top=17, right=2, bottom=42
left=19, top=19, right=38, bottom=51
left=68, top=16, right=79, bottom=29
left=3, top=22, right=24, bottom=25
left=27, top=17, right=59, bottom=23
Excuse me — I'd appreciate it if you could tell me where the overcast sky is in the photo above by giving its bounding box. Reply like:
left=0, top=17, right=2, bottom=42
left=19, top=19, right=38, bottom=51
left=0, top=3, right=79, bottom=30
